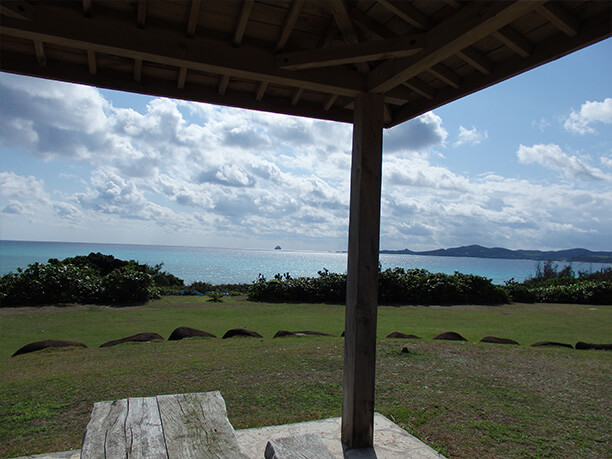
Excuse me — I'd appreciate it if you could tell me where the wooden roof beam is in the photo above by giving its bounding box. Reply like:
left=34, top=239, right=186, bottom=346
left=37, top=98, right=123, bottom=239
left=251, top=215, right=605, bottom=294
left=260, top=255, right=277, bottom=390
left=234, top=0, right=254, bottom=47
left=134, top=58, right=142, bottom=82
left=328, top=0, right=370, bottom=73
left=87, top=49, right=96, bottom=75
left=276, top=34, right=425, bottom=70
left=255, top=81, right=268, bottom=101
left=323, top=93, right=339, bottom=111
left=137, top=0, right=147, bottom=28
left=494, top=26, right=532, bottom=57
left=376, top=0, right=431, bottom=30
left=390, top=13, right=612, bottom=127
left=367, top=1, right=541, bottom=93
left=349, top=7, right=395, bottom=40
left=218, top=75, right=230, bottom=95
left=276, top=0, right=304, bottom=51
left=291, top=87, right=304, bottom=106
left=0, top=1, right=33, bottom=21
left=82, top=0, right=92, bottom=17
left=0, top=6, right=367, bottom=99
left=428, top=63, right=460, bottom=88
left=457, top=47, right=493, bottom=75
left=186, top=0, right=202, bottom=38
left=404, top=78, right=434, bottom=100
left=33, top=39, right=46, bottom=66
left=177, top=67, right=187, bottom=89
left=535, top=3, right=579, bottom=37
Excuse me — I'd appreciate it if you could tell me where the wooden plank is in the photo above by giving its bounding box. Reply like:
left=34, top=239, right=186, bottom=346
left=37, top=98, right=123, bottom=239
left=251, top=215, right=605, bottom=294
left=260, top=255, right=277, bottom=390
left=276, top=0, right=304, bottom=51
left=536, top=3, right=579, bottom=37
left=276, top=34, right=425, bottom=70
left=376, top=0, right=431, bottom=30
left=87, top=49, right=96, bottom=75
left=81, top=399, right=129, bottom=458
left=137, top=0, right=147, bottom=28
left=264, top=433, right=334, bottom=459
left=457, top=47, right=493, bottom=75
left=494, top=26, right=532, bottom=57
left=255, top=81, right=268, bottom=101
left=186, top=0, right=202, bottom=38
left=157, top=392, right=247, bottom=458
left=124, top=397, right=168, bottom=459
left=367, top=1, right=541, bottom=93
left=390, top=13, right=612, bottom=127
left=428, top=63, right=460, bottom=88
left=0, top=1, right=33, bottom=21
left=234, top=0, right=254, bottom=46
left=0, top=6, right=366, bottom=100
left=328, top=0, right=369, bottom=73
left=33, top=39, right=46, bottom=66
left=342, top=92, right=384, bottom=449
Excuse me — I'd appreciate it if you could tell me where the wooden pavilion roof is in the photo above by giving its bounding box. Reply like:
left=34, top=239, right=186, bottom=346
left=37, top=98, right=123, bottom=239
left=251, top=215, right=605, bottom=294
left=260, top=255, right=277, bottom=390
left=1, top=1, right=610, bottom=128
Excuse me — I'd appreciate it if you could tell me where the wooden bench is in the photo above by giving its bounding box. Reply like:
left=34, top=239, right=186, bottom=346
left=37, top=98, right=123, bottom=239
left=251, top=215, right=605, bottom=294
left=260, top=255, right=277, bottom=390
left=80, top=391, right=246, bottom=458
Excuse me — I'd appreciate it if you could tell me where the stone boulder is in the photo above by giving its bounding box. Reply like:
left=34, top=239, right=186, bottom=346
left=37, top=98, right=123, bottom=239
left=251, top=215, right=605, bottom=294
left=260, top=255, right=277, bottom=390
left=168, top=327, right=216, bottom=340
left=100, top=332, right=164, bottom=348
left=575, top=341, right=612, bottom=350
left=222, top=328, right=263, bottom=339
left=12, top=340, right=87, bottom=357
left=386, top=332, right=422, bottom=339
left=530, top=341, right=573, bottom=349
left=273, top=330, right=332, bottom=338
left=434, top=331, right=467, bottom=341
left=480, top=336, right=519, bottom=345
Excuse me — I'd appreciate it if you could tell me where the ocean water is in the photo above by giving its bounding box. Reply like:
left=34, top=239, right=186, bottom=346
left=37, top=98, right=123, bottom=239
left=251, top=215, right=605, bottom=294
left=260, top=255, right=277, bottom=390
left=0, top=240, right=609, bottom=285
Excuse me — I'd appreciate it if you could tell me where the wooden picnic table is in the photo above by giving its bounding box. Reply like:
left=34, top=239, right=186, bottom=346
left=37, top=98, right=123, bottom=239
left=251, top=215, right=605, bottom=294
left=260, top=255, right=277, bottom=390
left=80, top=391, right=246, bottom=458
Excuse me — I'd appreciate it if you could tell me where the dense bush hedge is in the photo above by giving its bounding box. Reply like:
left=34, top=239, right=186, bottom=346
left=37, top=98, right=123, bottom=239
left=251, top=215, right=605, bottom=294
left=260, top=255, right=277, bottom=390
left=0, top=253, right=182, bottom=306
left=248, top=268, right=509, bottom=305
left=504, top=262, right=612, bottom=304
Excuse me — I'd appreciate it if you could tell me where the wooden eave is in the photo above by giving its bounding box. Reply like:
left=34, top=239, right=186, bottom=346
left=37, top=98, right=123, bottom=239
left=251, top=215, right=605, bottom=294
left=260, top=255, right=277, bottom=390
left=0, top=0, right=610, bottom=128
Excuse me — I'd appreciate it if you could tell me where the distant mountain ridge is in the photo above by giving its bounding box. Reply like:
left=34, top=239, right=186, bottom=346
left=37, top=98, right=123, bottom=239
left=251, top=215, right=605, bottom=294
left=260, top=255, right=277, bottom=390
left=379, top=245, right=612, bottom=263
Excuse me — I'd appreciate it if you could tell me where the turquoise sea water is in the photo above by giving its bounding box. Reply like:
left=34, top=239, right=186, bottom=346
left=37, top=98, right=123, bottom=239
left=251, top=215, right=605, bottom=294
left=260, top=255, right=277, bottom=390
left=1, top=240, right=610, bottom=285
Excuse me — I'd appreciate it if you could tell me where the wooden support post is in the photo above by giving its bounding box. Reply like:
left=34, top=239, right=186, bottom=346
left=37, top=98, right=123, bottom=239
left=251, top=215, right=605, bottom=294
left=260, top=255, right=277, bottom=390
left=342, top=92, right=384, bottom=449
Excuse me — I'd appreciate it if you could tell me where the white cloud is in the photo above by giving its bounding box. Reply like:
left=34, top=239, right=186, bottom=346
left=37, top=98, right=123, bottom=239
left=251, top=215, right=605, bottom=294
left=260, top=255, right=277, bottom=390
left=517, top=143, right=611, bottom=181
left=564, top=97, right=612, bottom=134
left=454, top=126, right=488, bottom=146
left=0, top=171, right=48, bottom=202
left=2, top=200, right=31, bottom=215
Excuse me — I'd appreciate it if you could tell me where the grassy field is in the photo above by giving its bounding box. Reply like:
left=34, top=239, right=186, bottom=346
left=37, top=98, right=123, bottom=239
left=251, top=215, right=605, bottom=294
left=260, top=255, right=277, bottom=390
left=0, top=296, right=610, bottom=458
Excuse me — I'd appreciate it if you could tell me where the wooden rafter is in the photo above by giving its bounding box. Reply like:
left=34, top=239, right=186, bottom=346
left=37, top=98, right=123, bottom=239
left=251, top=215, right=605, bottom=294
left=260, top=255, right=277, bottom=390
left=137, top=0, right=147, bottom=28
left=367, top=1, right=541, bottom=93
left=234, top=0, right=254, bottom=47
left=291, top=87, right=304, bottom=106
left=186, top=0, right=202, bottom=38
left=323, top=93, right=339, bottom=111
left=0, top=1, right=32, bottom=20
left=177, top=67, right=187, bottom=89
left=457, top=47, right=493, bottom=75
left=276, top=0, right=304, bottom=51
left=218, top=74, right=230, bottom=95
left=134, top=58, right=142, bottom=82
left=494, top=26, right=532, bottom=57
left=535, top=3, right=579, bottom=37
left=255, top=81, right=268, bottom=101
left=0, top=7, right=370, bottom=101
left=328, top=0, right=370, bottom=73
left=33, top=39, right=46, bottom=66
left=87, top=49, right=96, bottom=75
left=391, top=13, right=611, bottom=127
left=82, top=0, right=91, bottom=17
left=376, top=0, right=431, bottom=30
left=349, top=7, right=395, bottom=40
left=276, top=34, right=424, bottom=70
left=404, top=78, right=434, bottom=100
left=428, top=63, right=461, bottom=88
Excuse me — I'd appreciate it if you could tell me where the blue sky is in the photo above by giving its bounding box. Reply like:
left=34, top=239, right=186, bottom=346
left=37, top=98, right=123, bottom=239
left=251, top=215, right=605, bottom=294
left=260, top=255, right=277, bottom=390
left=0, top=38, right=610, bottom=252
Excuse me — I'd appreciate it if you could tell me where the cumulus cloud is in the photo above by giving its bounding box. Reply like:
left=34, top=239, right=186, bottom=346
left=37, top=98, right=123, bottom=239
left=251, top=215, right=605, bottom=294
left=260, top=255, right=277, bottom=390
left=454, top=126, right=488, bottom=147
left=517, top=144, right=611, bottom=181
left=2, top=200, right=31, bottom=215
left=384, top=111, right=447, bottom=153
left=0, top=171, right=48, bottom=202
left=564, top=98, right=612, bottom=134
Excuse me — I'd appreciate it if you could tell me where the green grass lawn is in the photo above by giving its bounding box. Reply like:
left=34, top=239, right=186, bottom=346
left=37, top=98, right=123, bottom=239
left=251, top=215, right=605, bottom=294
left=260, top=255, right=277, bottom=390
left=1, top=297, right=610, bottom=458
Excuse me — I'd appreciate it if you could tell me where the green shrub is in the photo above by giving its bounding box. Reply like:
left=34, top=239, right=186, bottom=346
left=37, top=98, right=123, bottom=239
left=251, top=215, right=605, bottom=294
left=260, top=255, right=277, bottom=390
left=100, top=266, right=157, bottom=304
left=248, top=268, right=509, bottom=305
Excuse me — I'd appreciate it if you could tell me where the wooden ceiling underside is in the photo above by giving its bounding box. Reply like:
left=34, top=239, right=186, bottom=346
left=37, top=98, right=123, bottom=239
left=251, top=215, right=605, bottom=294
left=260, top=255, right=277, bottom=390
left=1, top=0, right=610, bottom=128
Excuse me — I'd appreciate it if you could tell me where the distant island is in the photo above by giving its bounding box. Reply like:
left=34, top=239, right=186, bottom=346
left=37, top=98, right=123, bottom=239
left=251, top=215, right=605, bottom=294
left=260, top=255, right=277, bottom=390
left=379, top=244, right=612, bottom=264
left=275, top=245, right=282, bottom=250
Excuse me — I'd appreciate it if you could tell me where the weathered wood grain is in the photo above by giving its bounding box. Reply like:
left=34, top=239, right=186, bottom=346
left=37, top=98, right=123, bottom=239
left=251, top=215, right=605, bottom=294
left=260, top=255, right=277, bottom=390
left=124, top=396, right=168, bottom=458
left=157, top=392, right=247, bottom=458
left=81, top=399, right=129, bottom=459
